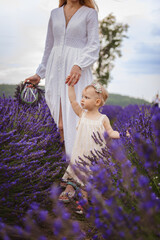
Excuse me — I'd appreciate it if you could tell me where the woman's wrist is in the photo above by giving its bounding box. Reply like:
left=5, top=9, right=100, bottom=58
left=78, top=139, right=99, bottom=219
left=35, top=74, right=41, bottom=81
left=74, top=65, right=81, bottom=70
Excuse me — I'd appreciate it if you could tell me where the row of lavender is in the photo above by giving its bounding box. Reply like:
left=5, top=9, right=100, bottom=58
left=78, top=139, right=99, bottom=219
left=0, top=95, right=65, bottom=224
left=0, top=95, right=160, bottom=239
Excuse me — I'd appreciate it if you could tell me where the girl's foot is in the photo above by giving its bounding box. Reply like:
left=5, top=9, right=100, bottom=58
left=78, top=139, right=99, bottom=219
left=60, top=179, right=68, bottom=188
left=75, top=189, right=88, bottom=214
left=59, top=184, right=76, bottom=202
left=75, top=201, right=84, bottom=214
left=75, top=200, right=88, bottom=215
left=59, top=190, right=75, bottom=203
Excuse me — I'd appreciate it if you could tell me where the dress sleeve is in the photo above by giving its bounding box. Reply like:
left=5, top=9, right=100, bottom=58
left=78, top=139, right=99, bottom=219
left=36, top=12, right=54, bottom=79
left=73, top=9, right=100, bottom=70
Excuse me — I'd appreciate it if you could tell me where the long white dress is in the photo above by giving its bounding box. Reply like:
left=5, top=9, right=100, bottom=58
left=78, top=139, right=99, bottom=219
left=36, top=6, right=100, bottom=156
left=62, top=111, right=106, bottom=186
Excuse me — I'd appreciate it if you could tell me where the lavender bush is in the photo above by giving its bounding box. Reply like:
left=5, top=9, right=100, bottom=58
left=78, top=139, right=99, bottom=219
left=100, top=104, right=122, bottom=124
left=84, top=130, right=160, bottom=239
left=113, top=105, right=160, bottom=196
left=0, top=98, right=160, bottom=240
left=0, top=186, right=85, bottom=240
left=0, top=95, right=65, bottom=224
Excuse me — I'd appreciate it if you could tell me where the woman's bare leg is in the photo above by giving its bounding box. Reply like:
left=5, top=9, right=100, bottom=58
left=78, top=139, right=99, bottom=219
left=58, top=101, right=64, bottom=143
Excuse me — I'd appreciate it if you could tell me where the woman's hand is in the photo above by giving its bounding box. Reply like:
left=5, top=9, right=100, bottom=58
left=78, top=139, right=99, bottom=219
left=65, top=65, right=81, bottom=86
left=25, top=74, right=41, bottom=88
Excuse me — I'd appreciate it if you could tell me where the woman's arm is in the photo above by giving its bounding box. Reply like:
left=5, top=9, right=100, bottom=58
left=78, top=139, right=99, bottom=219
left=73, top=9, right=100, bottom=70
left=66, top=9, right=100, bottom=86
left=103, top=116, right=120, bottom=139
left=36, top=12, right=54, bottom=79
left=68, top=85, right=83, bottom=117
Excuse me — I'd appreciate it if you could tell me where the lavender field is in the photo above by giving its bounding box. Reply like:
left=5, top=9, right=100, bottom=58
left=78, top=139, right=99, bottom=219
left=0, top=95, right=160, bottom=240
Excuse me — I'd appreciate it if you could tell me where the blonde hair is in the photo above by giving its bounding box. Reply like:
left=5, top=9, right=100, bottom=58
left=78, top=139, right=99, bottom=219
left=84, top=84, right=108, bottom=107
left=59, top=0, right=98, bottom=10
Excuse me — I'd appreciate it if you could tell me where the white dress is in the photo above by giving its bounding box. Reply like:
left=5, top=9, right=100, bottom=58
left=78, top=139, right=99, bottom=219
left=62, top=112, right=106, bottom=186
left=36, top=6, right=100, bottom=156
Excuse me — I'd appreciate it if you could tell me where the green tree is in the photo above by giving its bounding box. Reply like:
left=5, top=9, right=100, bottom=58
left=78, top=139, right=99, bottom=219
left=94, top=14, right=129, bottom=86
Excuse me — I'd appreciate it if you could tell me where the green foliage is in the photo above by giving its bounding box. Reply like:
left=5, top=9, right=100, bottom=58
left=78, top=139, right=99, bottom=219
left=94, top=14, right=129, bottom=86
left=0, top=84, right=150, bottom=106
left=0, top=96, right=64, bottom=224
left=0, top=84, right=17, bottom=97
left=107, top=93, right=150, bottom=106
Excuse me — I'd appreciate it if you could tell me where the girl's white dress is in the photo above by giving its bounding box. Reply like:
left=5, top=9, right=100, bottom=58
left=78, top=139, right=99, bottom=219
left=36, top=6, right=100, bottom=156
left=62, top=112, right=106, bottom=186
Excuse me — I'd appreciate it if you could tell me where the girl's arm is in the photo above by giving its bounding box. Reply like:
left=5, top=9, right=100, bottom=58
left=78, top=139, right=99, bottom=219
left=68, top=85, right=83, bottom=117
left=103, top=116, right=120, bottom=139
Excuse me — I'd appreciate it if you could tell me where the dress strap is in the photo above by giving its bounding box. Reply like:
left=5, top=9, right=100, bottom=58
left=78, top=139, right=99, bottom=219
left=81, top=110, right=86, bottom=118
left=76, top=111, right=85, bottom=129
left=99, top=114, right=106, bottom=122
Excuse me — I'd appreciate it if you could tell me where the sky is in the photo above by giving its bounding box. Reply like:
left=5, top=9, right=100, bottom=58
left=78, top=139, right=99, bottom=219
left=0, top=0, right=160, bottom=102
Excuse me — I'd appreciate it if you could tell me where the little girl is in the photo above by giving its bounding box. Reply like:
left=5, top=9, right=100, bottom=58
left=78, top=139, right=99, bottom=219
left=59, top=81, right=120, bottom=211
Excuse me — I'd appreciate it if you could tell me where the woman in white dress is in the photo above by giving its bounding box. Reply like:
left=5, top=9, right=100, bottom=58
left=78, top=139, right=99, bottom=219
left=25, top=0, right=100, bottom=156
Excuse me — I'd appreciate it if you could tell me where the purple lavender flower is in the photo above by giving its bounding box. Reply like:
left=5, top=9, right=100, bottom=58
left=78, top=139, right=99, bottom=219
left=0, top=95, right=65, bottom=224
left=1, top=97, right=160, bottom=240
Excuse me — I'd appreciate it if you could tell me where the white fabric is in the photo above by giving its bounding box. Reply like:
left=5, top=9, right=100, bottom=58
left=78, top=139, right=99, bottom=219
left=36, top=6, right=100, bottom=156
left=153, top=96, right=160, bottom=106
left=62, top=112, right=106, bottom=185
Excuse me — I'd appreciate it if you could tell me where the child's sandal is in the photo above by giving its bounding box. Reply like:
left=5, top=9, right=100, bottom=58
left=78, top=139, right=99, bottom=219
left=75, top=201, right=85, bottom=215
left=59, top=181, right=79, bottom=203
left=67, top=181, right=79, bottom=192
left=60, top=179, right=68, bottom=188
left=59, top=190, right=75, bottom=203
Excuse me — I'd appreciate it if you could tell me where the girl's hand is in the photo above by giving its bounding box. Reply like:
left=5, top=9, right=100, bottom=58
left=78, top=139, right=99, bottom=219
left=25, top=74, right=41, bottom=88
left=126, top=130, right=130, bottom=137
left=65, top=65, right=81, bottom=86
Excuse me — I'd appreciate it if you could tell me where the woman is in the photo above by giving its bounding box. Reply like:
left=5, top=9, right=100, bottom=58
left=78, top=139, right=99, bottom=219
left=25, top=0, right=100, bottom=156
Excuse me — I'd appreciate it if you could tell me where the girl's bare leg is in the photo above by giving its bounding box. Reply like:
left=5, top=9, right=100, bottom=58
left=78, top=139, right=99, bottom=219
left=58, top=101, right=64, bottom=143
